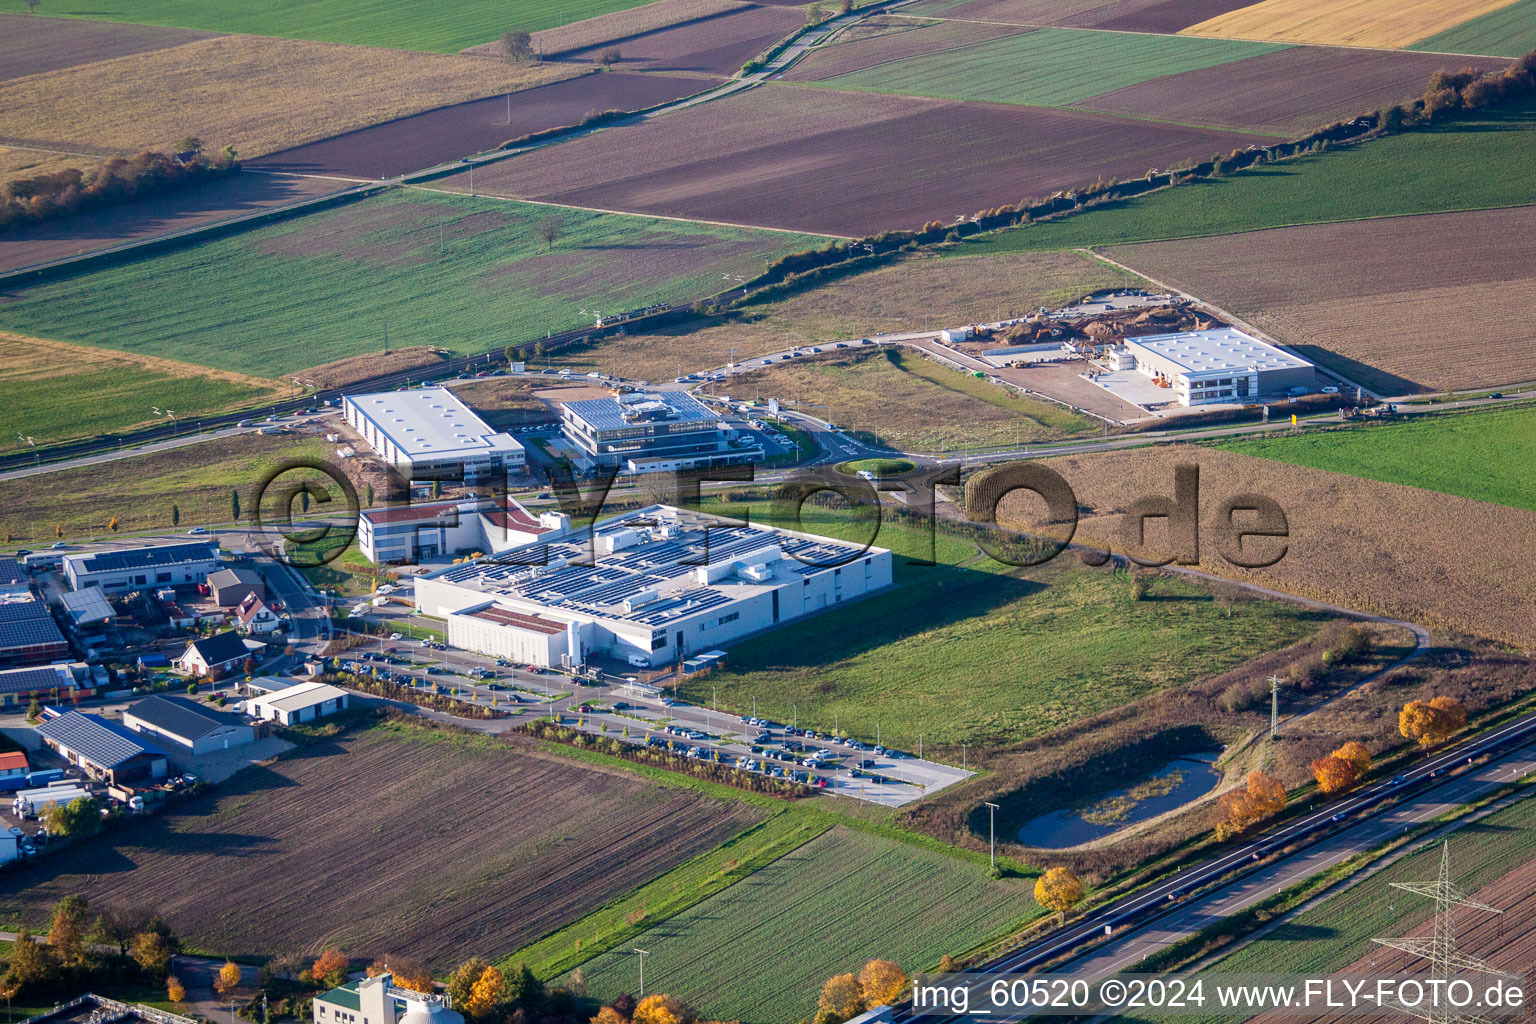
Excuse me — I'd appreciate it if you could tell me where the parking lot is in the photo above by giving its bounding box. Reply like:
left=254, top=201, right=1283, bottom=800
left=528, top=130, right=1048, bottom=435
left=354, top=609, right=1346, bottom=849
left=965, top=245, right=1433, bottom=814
left=338, top=632, right=972, bottom=807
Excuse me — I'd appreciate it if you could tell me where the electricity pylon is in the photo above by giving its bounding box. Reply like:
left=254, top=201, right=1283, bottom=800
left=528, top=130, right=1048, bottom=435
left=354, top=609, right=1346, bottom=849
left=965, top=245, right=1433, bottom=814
left=1372, top=840, right=1511, bottom=1024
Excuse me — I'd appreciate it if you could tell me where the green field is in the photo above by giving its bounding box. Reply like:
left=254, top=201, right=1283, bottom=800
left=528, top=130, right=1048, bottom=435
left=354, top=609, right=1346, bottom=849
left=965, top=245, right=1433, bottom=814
left=1217, top=405, right=1536, bottom=511
left=0, top=191, right=821, bottom=377
left=818, top=28, right=1285, bottom=107
left=837, top=457, right=918, bottom=476
left=0, top=0, right=657, bottom=52
left=1410, top=0, right=1536, bottom=57
left=682, top=499, right=1326, bottom=752
left=959, top=98, right=1536, bottom=254
left=0, top=357, right=277, bottom=453
left=579, top=827, right=1032, bottom=1023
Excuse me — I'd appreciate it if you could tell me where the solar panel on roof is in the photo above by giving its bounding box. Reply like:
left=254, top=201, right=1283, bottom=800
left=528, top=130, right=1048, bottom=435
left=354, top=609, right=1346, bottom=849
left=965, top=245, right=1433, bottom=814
left=0, top=601, right=65, bottom=650
left=71, top=543, right=217, bottom=574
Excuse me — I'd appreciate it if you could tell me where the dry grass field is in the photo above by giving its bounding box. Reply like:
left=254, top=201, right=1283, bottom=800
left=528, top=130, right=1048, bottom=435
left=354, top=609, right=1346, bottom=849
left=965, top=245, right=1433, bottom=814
left=724, top=347, right=1091, bottom=447
left=543, top=319, right=795, bottom=380
left=0, top=719, right=766, bottom=966
left=749, top=249, right=1134, bottom=336
left=0, top=34, right=582, bottom=158
left=447, top=378, right=559, bottom=427
left=0, top=146, right=96, bottom=179
left=297, top=347, right=451, bottom=389
left=1105, top=207, right=1536, bottom=393
left=1005, top=444, right=1536, bottom=648
left=1182, top=0, right=1522, bottom=48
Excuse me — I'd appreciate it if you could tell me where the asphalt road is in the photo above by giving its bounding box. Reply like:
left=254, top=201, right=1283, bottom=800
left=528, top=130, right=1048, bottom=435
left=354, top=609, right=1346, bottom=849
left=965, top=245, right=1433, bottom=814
left=892, top=711, right=1536, bottom=1023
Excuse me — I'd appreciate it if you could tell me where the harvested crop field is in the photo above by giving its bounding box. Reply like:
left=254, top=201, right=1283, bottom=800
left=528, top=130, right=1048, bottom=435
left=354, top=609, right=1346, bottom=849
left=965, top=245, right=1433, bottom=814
left=1181, top=0, right=1521, bottom=49
left=724, top=347, right=1093, bottom=448
left=0, top=190, right=823, bottom=375
left=0, top=171, right=341, bottom=274
left=558, top=4, right=803, bottom=75
left=437, top=87, right=1275, bottom=236
left=746, top=248, right=1134, bottom=337
left=1105, top=206, right=1536, bottom=393
left=0, top=146, right=97, bottom=181
left=251, top=71, right=710, bottom=178
left=815, top=27, right=1285, bottom=108
left=0, top=720, right=766, bottom=966
left=0, top=34, right=582, bottom=158
left=1410, top=0, right=1536, bottom=56
left=780, top=16, right=1032, bottom=82
left=580, top=827, right=1031, bottom=1024
left=0, top=13, right=218, bottom=81
left=1016, top=444, right=1536, bottom=648
left=1072, top=46, right=1506, bottom=136
left=448, top=378, right=558, bottom=428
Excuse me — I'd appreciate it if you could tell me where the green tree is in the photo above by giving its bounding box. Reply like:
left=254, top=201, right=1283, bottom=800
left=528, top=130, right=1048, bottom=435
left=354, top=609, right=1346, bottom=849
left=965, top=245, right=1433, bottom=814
left=505, top=963, right=544, bottom=1012
left=447, top=958, right=490, bottom=1010
left=91, top=904, right=153, bottom=957
left=171, top=503, right=180, bottom=526
left=2, top=928, right=58, bottom=993
left=502, top=30, right=534, bottom=62
left=25, top=696, right=41, bottom=723
left=47, top=895, right=91, bottom=964
left=532, top=214, right=564, bottom=252
left=176, top=136, right=204, bottom=156
left=231, top=488, right=241, bottom=521
left=131, top=930, right=173, bottom=975
left=42, top=797, right=102, bottom=839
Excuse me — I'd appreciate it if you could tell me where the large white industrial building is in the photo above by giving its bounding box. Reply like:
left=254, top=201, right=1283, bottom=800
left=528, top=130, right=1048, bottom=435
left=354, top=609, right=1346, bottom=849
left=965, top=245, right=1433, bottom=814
left=1123, top=328, right=1315, bottom=407
left=62, top=542, right=222, bottom=595
left=415, top=505, right=892, bottom=669
left=344, top=387, right=525, bottom=481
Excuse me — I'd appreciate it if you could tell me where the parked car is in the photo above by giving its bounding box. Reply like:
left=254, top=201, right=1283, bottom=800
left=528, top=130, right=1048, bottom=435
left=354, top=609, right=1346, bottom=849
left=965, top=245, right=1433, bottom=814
left=186, top=527, right=208, bottom=535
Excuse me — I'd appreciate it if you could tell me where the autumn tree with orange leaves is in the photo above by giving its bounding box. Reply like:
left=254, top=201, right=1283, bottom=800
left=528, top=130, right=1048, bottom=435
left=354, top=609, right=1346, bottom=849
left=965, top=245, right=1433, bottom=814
left=1215, top=770, right=1286, bottom=840
left=1400, top=697, right=1467, bottom=748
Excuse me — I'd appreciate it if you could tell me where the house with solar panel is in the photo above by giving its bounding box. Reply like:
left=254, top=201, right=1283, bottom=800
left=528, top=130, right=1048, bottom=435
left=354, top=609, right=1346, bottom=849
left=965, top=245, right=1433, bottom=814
left=415, top=505, right=892, bottom=669
left=0, top=663, right=92, bottom=708
left=62, top=542, right=222, bottom=595
left=0, top=599, right=69, bottom=667
left=35, top=710, right=169, bottom=784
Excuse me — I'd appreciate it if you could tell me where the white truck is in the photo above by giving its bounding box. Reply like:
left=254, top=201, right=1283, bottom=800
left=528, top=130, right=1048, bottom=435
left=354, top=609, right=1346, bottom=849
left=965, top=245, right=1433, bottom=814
left=12, top=785, right=91, bottom=818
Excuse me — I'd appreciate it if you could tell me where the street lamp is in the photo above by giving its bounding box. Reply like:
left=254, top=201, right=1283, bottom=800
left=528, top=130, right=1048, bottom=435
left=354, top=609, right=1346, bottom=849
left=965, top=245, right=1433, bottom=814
left=633, top=949, right=650, bottom=998
left=983, top=801, right=1000, bottom=869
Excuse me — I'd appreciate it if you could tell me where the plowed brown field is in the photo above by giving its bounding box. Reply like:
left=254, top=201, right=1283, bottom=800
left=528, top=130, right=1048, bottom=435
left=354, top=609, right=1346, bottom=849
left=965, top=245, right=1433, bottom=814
left=0, top=722, right=766, bottom=965
left=558, top=3, right=803, bottom=75
left=1006, top=445, right=1536, bottom=647
left=899, top=0, right=1256, bottom=31
left=0, top=13, right=219, bottom=82
left=782, top=17, right=1033, bottom=81
left=436, top=86, right=1274, bottom=235
left=1074, top=47, right=1507, bottom=135
left=251, top=71, right=712, bottom=178
left=1105, top=206, right=1536, bottom=393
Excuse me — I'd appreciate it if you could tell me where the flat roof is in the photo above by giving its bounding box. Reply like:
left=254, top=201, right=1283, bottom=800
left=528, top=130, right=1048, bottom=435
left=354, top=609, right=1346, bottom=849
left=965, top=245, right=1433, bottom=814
left=1125, top=327, right=1311, bottom=375
left=346, top=387, right=525, bottom=461
left=64, top=542, right=219, bottom=577
left=249, top=681, right=348, bottom=713
left=425, top=505, right=886, bottom=629
left=563, top=391, right=718, bottom=432
left=464, top=606, right=566, bottom=635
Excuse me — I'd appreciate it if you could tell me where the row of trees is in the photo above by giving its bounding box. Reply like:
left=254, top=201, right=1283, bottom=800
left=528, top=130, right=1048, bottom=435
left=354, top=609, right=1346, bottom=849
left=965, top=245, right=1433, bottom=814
left=1, top=142, right=239, bottom=231
left=1384, top=52, right=1536, bottom=128
left=1, top=895, right=180, bottom=1001
left=814, top=960, right=907, bottom=1024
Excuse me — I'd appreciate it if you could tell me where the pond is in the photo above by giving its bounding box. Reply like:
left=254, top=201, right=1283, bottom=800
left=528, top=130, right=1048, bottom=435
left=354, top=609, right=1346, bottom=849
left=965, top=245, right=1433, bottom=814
left=1016, top=751, right=1223, bottom=848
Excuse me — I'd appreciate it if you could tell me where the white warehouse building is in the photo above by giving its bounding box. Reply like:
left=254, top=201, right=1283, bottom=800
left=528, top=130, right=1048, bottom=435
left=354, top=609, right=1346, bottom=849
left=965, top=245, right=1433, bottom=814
left=415, top=505, right=892, bottom=669
left=343, top=387, right=525, bottom=481
left=1123, top=328, right=1315, bottom=407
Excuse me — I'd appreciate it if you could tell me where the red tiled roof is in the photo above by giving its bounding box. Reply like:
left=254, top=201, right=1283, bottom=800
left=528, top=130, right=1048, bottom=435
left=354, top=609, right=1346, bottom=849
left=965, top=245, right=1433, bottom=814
left=0, top=751, right=27, bottom=772
left=468, top=606, right=566, bottom=635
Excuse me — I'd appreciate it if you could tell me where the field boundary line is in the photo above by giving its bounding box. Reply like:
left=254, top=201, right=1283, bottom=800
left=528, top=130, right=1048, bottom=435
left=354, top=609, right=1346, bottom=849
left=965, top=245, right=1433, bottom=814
left=401, top=183, right=851, bottom=238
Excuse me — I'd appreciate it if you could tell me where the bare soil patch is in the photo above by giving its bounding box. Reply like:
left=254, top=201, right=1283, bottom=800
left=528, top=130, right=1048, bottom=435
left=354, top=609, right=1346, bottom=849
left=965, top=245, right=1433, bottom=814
left=0, top=13, right=219, bottom=82
left=782, top=16, right=1034, bottom=81
left=1012, top=443, right=1536, bottom=648
left=0, top=34, right=582, bottom=159
left=899, top=0, right=1115, bottom=23
left=251, top=71, right=711, bottom=179
left=448, top=377, right=559, bottom=427
left=0, top=172, right=341, bottom=273
left=1061, top=0, right=1262, bottom=32
left=1106, top=206, right=1536, bottom=393
left=458, top=0, right=746, bottom=56
left=542, top=318, right=797, bottom=380
left=0, top=720, right=765, bottom=966
left=1074, top=46, right=1508, bottom=135
left=443, top=86, right=1275, bottom=235
left=558, top=3, right=803, bottom=75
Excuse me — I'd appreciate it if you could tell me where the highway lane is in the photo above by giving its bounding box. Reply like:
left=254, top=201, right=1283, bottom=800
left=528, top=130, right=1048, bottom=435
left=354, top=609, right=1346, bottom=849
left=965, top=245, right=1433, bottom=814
left=890, top=712, right=1536, bottom=1023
